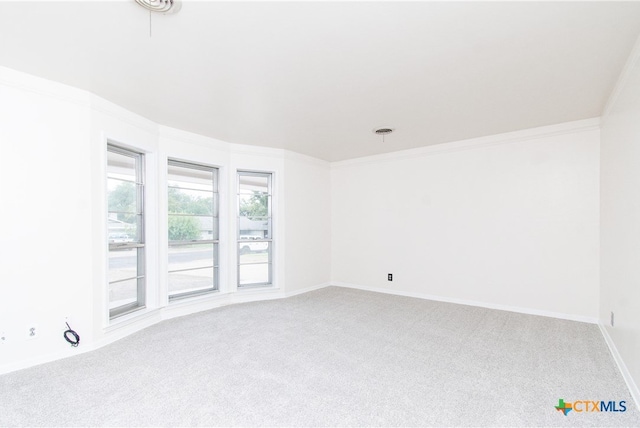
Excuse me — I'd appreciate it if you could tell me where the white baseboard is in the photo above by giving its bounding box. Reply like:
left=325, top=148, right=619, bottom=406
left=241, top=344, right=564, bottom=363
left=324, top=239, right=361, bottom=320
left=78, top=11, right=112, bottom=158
left=162, top=293, right=233, bottom=321
left=232, top=287, right=285, bottom=302
left=0, top=344, right=96, bottom=376
left=598, top=322, right=640, bottom=411
left=284, top=282, right=331, bottom=298
left=330, top=281, right=599, bottom=324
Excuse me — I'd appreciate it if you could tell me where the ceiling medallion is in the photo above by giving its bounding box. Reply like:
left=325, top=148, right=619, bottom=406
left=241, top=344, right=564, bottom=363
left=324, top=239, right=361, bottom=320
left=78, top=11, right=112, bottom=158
left=135, top=0, right=181, bottom=14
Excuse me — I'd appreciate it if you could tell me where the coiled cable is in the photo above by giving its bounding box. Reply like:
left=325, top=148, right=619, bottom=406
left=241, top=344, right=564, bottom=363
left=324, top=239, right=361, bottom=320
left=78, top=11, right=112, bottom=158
left=63, top=322, right=80, bottom=347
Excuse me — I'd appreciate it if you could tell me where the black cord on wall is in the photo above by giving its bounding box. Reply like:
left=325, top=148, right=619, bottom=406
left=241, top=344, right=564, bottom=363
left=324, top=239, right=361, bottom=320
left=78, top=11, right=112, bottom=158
left=63, top=322, right=80, bottom=347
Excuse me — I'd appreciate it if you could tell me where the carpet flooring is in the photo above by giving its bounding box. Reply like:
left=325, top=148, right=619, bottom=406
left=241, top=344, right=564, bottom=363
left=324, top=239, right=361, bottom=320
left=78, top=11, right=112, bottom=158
left=0, top=286, right=638, bottom=427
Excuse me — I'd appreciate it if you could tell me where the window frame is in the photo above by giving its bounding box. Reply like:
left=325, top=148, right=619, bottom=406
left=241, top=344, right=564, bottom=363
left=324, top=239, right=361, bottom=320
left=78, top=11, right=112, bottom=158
left=167, top=159, right=220, bottom=300
left=237, top=170, right=273, bottom=288
left=107, top=143, right=146, bottom=319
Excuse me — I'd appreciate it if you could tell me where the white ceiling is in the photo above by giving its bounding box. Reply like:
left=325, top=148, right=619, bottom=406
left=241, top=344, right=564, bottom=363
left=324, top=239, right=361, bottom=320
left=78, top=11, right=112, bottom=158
left=1, top=1, right=640, bottom=161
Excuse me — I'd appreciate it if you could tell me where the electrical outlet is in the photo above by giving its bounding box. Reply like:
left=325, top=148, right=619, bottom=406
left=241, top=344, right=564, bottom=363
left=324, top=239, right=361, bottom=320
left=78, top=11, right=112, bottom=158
left=611, top=311, right=615, bottom=327
left=0, top=332, right=5, bottom=344
left=388, top=273, right=393, bottom=281
left=26, top=324, right=39, bottom=340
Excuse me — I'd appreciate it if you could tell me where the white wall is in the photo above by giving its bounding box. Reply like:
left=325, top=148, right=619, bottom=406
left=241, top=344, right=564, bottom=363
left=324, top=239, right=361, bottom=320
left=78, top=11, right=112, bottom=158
left=0, top=68, right=94, bottom=370
left=0, top=66, right=332, bottom=373
left=331, top=121, right=600, bottom=320
left=600, top=38, right=640, bottom=405
left=283, top=152, right=331, bottom=294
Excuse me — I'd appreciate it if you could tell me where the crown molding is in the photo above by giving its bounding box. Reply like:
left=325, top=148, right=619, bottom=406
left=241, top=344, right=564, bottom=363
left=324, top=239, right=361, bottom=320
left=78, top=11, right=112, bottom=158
left=90, top=94, right=158, bottom=135
left=159, top=125, right=231, bottom=153
left=230, top=143, right=286, bottom=159
left=331, top=117, right=600, bottom=170
left=284, top=149, right=331, bottom=169
left=603, top=33, right=640, bottom=119
left=0, top=65, right=90, bottom=108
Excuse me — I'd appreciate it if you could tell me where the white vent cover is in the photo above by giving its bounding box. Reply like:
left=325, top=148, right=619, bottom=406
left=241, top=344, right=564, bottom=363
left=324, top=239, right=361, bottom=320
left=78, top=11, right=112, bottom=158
left=135, top=0, right=181, bottom=14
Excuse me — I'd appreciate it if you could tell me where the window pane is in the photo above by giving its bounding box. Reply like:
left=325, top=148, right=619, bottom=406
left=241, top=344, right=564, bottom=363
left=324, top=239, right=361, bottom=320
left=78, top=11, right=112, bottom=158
left=168, top=161, right=218, bottom=299
left=238, top=216, right=271, bottom=240
left=168, top=244, right=215, bottom=272
left=239, top=264, right=270, bottom=286
left=107, top=178, right=136, bottom=214
left=107, top=150, right=136, bottom=180
left=239, top=240, right=270, bottom=286
left=239, top=242, right=270, bottom=263
left=168, top=214, right=217, bottom=241
left=238, top=193, right=269, bottom=217
left=108, top=278, right=138, bottom=310
left=169, top=268, right=215, bottom=296
left=239, top=174, right=269, bottom=194
left=168, top=187, right=214, bottom=216
left=107, top=178, right=142, bottom=240
left=168, top=163, right=214, bottom=191
left=108, top=214, right=142, bottom=243
left=238, top=171, right=272, bottom=288
left=108, top=248, right=138, bottom=283
left=107, top=144, right=144, bottom=319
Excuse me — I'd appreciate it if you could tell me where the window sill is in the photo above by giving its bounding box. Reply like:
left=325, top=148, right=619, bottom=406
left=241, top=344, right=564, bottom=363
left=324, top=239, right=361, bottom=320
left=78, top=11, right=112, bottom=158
left=104, top=306, right=160, bottom=333
left=234, top=285, right=282, bottom=300
left=168, top=289, right=225, bottom=307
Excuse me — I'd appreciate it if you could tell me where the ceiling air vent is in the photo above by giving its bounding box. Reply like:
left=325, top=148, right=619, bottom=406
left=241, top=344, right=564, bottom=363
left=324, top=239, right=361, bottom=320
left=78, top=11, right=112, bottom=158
left=374, top=128, right=394, bottom=136
left=373, top=127, right=395, bottom=142
left=135, top=0, right=181, bottom=14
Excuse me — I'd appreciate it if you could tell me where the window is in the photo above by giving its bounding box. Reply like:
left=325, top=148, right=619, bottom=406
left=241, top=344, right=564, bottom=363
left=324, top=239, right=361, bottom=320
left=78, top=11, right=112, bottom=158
left=168, top=160, right=219, bottom=299
left=237, top=171, right=272, bottom=287
left=107, top=144, right=145, bottom=319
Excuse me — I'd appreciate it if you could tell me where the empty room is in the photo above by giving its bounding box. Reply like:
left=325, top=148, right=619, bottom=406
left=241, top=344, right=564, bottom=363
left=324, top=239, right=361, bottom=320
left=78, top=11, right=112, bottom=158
left=1, top=1, right=640, bottom=426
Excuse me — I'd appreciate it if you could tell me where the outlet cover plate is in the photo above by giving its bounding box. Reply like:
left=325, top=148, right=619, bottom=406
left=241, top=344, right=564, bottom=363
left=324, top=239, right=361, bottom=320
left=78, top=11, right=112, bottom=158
left=26, top=324, right=39, bottom=340
left=611, top=311, right=615, bottom=327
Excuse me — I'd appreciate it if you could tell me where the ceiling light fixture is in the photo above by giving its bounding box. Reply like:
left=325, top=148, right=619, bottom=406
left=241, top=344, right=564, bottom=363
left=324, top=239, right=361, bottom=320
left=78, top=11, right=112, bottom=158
left=135, top=0, right=181, bottom=14
left=373, top=127, right=394, bottom=143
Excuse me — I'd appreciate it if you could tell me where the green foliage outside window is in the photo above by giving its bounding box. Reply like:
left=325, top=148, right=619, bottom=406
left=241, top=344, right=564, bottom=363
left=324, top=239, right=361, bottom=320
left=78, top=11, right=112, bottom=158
left=109, top=182, right=213, bottom=241
left=168, top=215, right=200, bottom=241
left=239, top=192, right=268, bottom=217
left=168, top=187, right=212, bottom=241
left=108, top=181, right=136, bottom=223
left=168, top=187, right=212, bottom=216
